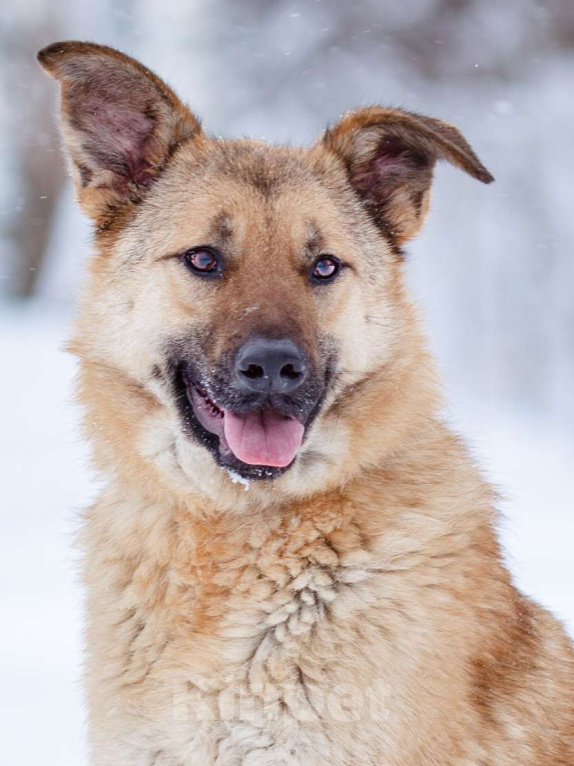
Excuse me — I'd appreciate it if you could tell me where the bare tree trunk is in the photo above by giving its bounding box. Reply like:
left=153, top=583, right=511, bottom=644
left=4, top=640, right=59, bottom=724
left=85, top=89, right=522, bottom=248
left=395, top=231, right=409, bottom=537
left=2, top=0, right=139, bottom=298
left=9, top=86, right=65, bottom=297
left=1, top=11, right=66, bottom=298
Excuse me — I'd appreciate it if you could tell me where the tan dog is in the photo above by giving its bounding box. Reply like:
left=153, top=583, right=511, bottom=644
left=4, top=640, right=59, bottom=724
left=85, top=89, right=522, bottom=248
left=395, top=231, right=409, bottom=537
left=38, top=41, right=574, bottom=765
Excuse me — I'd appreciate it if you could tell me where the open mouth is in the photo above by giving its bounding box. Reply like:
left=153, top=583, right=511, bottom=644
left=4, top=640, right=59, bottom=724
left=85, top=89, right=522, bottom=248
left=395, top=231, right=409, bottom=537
left=190, top=386, right=305, bottom=468
left=174, top=364, right=310, bottom=480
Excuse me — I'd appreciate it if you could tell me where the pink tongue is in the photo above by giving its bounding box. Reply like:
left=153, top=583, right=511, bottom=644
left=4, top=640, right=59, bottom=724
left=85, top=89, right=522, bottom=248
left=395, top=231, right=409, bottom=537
left=223, top=409, right=305, bottom=467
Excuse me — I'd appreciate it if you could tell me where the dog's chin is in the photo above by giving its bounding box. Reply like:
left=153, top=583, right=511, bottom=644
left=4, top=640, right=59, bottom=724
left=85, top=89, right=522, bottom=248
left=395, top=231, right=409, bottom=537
left=173, top=364, right=315, bottom=482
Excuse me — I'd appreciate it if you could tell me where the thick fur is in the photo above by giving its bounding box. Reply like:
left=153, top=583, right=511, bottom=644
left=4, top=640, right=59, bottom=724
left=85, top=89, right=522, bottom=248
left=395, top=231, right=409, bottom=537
left=39, top=42, right=573, bottom=765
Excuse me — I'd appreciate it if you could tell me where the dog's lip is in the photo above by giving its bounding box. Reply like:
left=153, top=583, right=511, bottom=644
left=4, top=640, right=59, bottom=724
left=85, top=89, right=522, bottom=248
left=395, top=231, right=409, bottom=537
left=181, top=368, right=308, bottom=469
left=189, top=381, right=305, bottom=424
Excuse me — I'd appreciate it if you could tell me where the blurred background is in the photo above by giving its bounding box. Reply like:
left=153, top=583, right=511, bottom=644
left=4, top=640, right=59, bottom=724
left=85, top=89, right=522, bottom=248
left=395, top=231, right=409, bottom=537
left=1, top=1, right=573, bottom=763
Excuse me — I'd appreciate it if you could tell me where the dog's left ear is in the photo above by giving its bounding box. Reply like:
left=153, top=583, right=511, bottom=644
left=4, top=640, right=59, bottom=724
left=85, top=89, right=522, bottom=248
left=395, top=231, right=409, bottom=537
left=37, top=41, right=203, bottom=223
left=316, top=106, right=493, bottom=245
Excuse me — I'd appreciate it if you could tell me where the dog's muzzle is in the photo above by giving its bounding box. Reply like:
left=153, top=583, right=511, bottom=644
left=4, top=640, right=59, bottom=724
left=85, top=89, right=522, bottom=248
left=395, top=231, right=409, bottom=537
left=170, top=336, right=328, bottom=480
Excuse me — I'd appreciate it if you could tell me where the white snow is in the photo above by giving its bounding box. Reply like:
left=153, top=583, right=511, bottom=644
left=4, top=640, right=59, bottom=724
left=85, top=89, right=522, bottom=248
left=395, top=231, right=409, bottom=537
left=225, top=468, right=251, bottom=491
left=0, top=303, right=572, bottom=766
left=0, top=303, right=91, bottom=766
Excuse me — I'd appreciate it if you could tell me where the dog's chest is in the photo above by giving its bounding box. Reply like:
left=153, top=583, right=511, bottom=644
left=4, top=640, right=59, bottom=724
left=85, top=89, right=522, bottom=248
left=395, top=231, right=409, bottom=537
left=166, top=512, right=377, bottom=684
left=104, top=512, right=385, bottom=764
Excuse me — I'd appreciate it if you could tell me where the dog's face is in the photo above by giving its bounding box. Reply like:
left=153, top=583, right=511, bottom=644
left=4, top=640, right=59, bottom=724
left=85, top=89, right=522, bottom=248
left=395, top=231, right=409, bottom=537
left=39, top=42, right=492, bottom=504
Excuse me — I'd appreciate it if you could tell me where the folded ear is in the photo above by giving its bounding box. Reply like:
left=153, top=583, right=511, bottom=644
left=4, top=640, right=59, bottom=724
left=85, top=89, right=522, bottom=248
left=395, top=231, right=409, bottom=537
left=317, top=106, right=493, bottom=245
left=37, top=41, right=202, bottom=223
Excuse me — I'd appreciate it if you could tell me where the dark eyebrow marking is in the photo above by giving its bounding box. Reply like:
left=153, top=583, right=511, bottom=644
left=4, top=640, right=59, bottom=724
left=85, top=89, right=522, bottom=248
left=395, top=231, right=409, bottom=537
left=306, top=222, right=324, bottom=254
left=209, top=211, right=233, bottom=244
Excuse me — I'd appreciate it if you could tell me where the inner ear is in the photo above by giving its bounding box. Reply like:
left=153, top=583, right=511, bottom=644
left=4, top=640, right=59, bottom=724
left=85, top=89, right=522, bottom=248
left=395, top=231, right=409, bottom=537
left=351, top=133, right=435, bottom=242
left=368, top=137, right=429, bottom=177
left=354, top=136, right=433, bottom=198
left=68, top=91, right=163, bottom=189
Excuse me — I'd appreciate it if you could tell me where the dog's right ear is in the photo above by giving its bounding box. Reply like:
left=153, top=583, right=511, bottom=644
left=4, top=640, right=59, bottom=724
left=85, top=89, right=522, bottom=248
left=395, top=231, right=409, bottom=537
left=37, top=41, right=203, bottom=223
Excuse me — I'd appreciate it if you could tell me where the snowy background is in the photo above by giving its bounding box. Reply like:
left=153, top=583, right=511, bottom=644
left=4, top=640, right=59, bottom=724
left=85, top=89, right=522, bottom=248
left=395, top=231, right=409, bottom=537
left=1, top=1, right=573, bottom=764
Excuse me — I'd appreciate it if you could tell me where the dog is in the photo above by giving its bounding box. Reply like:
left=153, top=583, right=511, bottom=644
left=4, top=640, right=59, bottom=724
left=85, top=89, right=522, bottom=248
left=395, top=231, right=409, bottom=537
left=38, top=41, right=574, bottom=765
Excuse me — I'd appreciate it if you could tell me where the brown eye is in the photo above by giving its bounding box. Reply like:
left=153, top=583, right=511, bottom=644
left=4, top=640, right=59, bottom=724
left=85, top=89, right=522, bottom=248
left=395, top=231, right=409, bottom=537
left=311, top=255, right=341, bottom=283
left=183, top=247, right=222, bottom=278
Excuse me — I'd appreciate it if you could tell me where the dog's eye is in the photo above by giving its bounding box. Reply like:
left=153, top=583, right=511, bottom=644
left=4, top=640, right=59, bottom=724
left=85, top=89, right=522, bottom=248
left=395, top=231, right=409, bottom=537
left=183, top=247, right=222, bottom=278
left=311, top=255, right=341, bottom=283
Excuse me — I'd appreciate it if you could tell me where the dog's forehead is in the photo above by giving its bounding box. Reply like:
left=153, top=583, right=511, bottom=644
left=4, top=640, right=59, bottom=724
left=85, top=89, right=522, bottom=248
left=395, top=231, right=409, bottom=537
left=194, top=138, right=320, bottom=193
left=128, top=136, right=358, bottom=257
left=161, top=137, right=345, bottom=218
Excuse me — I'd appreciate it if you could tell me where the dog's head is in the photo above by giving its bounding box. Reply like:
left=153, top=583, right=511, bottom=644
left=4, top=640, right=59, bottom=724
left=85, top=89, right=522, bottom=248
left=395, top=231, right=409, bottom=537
left=39, top=42, right=492, bottom=506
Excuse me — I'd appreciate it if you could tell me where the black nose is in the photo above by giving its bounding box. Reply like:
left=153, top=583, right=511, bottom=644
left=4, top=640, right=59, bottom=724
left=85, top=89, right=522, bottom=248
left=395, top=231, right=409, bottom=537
left=235, top=338, right=308, bottom=394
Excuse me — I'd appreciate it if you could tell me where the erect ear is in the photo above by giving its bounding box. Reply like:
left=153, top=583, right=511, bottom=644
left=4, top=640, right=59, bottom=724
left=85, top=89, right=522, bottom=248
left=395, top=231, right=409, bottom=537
left=37, top=41, right=202, bottom=223
left=317, top=106, right=493, bottom=246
